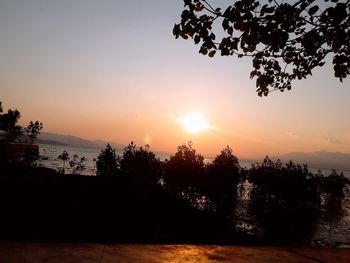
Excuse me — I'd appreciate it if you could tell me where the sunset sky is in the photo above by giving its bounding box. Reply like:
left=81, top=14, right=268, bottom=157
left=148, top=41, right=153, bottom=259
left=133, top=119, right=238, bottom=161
left=1, top=0, right=349, bottom=158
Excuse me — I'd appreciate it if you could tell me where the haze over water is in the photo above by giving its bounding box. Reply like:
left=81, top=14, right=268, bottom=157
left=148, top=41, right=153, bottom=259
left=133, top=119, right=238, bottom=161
left=40, top=143, right=350, bottom=178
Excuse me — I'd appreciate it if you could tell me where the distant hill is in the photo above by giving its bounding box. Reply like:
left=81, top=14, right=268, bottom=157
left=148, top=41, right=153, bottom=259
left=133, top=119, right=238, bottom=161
left=38, top=132, right=124, bottom=150
left=273, top=150, right=350, bottom=172
left=36, top=138, right=68, bottom=146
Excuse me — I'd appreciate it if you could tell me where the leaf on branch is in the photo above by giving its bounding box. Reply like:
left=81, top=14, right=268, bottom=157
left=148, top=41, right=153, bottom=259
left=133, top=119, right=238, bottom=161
left=173, top=24, right=180, bottom=38
left=174, top=0, right=350, bottom=96
left=199, top=46, right=208, bottom=55
left=308, top=5, right=319, bottom=16
left=222, top=19, right=229, bottom=31
left=227, top=26, right=233, bottom=36
left=208, top=50, right=216, bottom=57
left=184, top=0, right=191, bottom=7
left=194, top=35, right=200, bottom=44
left=181, top=34, right=189, bottom=39
left=260, top=4, right=268, bottom=16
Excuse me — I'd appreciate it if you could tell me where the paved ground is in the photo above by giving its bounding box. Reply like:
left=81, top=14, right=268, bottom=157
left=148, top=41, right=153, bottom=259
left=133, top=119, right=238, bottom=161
left=0, top=242, right=349, bottom=263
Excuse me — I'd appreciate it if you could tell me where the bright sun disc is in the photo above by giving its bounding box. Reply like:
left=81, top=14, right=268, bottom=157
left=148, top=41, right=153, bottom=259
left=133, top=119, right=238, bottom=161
left=179, top=112, right=210, bottom=134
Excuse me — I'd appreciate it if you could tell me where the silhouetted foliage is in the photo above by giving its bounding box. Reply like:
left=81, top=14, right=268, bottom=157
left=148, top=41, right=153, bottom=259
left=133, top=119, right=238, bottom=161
left=69, top=154, right=87, bottom=175
left=248, top=157, right=322, bottom=242
left=202, top=146, right=241, bottom=218
left=95, top=144, right=119, bottom=176
left=0, top=109, right=22, bottom=142
left=174, top=0, right=350, bottom=96
left=57, top=150, right=70, bottom=174
left=249, top=157, right=320, bottom=211
left=24, top=121, right=43, bottom=144
left=0, top=138, right=349, bottom=245
left=164, top=142, right=205, bottom=205
left=320, top=170, right=349, bottom=206
left=0, top=103, right=43, bottom=143
left=119, top=142, right=162, bottom=186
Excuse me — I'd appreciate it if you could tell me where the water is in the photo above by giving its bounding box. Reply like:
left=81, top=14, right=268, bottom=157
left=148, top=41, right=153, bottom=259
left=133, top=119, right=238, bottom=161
left=39, top=143, right=173, bottom=175
left=39, top=144, right=102, bottom=175
left=39, top=143, right=350, bottom=178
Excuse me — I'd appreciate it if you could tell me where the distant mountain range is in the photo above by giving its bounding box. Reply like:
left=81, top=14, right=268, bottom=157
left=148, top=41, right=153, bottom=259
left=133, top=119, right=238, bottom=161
left=274, top=151, right=350, bottom=172
left=37, top=132, right=124, bottom=150
left=238, top=151, right=350, bottom=172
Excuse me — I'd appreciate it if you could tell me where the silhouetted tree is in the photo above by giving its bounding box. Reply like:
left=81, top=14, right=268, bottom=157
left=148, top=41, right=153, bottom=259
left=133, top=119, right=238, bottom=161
left=0, top=109, right=23, bottom=142
left=164, top=142, right=205, bottom=205
left=320, top=170, right=349, bottom=211
left=69, top=154, right=87, bottom=175
left=57, top=150, right=70, bottom=174
left=249, top=157, right=320, bottom=210
left=119, top=142, right=162, bottom=186
left=0, top=103, right=43, bottom=143
left=248, top=157, right=321, bottom=241
left=24, top=121, right=43, bottom=144
left=95, top=144, right=119, bottom=176
left=173, top=0, right=350, bottom=95
left=203, top=146, right=241, bottom=217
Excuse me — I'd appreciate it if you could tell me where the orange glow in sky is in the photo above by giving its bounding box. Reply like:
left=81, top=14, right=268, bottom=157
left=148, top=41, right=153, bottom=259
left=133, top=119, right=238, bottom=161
left=1, top=1, right=349, bottom=158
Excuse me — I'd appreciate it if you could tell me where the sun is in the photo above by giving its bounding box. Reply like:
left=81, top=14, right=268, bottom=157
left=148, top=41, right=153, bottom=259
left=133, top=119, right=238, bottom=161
left=179, top=112, right=210, bottom=134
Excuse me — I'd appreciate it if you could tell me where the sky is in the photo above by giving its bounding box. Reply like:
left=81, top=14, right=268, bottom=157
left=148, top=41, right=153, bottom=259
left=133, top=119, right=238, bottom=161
left=1, top=0, right=349, bottom=158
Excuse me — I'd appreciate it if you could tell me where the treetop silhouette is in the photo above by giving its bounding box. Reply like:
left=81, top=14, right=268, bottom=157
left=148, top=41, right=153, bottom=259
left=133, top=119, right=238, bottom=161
left=0, top=102, right=43, bottom=143
left=173, top=0, right=350, bottom=96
